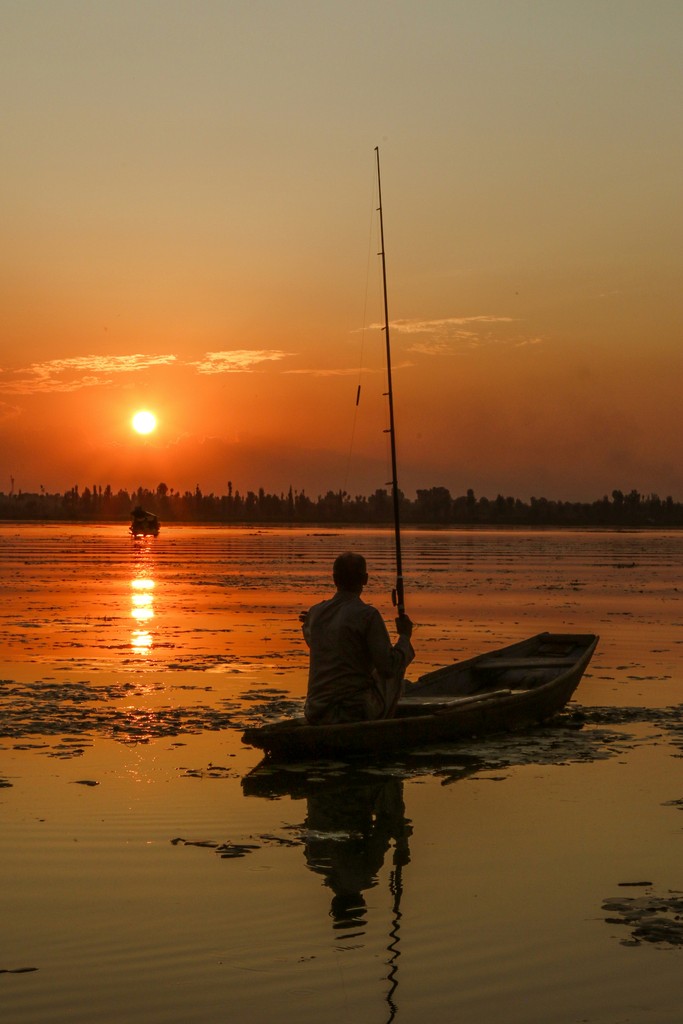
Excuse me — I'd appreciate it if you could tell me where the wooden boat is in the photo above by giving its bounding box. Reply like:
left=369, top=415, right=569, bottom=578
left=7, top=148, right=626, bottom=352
left=241, top=631, right=598, bottom=760
left=129, top=507, right=160, bottom=537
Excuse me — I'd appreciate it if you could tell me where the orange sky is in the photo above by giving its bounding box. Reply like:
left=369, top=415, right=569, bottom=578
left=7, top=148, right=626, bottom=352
left=2, top=2, right=681, bottom=502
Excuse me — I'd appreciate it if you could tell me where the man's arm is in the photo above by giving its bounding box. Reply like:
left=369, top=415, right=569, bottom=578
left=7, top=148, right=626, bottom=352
left=299, top=609, right=311, bottom=648
left=366, top=608, right=414, bottom=677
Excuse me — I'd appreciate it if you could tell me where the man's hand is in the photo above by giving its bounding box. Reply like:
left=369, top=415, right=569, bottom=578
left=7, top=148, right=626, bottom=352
left=395, top=613, right=413, bottom=640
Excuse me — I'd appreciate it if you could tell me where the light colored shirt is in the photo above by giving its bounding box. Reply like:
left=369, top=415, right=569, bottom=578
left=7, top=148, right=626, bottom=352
left=303, top=590, right=414, bottom=724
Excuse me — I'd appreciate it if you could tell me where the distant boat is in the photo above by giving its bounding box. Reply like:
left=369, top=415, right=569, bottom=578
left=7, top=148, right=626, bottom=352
left=241, top=632, right=599, bottom=760
left=129, top=506, right=160, bottom=537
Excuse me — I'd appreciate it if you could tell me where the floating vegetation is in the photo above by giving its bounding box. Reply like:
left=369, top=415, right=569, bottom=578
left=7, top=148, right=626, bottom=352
left=179, top=762, right=238, bottom=780
left=171, top=837, right=261, bottom=859
left=0, top=674, right=298, bottom=753
left=603, top=891, right=683, bottom=946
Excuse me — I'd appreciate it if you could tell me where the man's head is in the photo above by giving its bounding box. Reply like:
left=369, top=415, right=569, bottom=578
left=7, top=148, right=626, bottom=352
left=333, top=551, right=368, bottom=593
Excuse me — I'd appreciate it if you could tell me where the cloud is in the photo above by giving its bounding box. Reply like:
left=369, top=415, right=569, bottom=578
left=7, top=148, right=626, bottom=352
left=48, top=354, right=177, bottom=372
left=515, top=336, right=544, bottom=348
left=285, top=359, right=420, bottom=378
left=190, top=350, right=290, bottom=374
left=404, top=341, right=452, bottom=355
left=0, top=353, right=177, bottom=394
left=363, top=315, right=544, bottom=354
left=386, top=315, right=516, bottom=335
left=285, top=366, right=377, bottom=377
left=0, top=349, right=293, bottom=394
left=0, top=400, right=21, bottom=423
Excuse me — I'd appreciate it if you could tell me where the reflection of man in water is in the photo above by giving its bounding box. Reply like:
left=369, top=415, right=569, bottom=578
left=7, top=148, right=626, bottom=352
left=301, top=551, right=414, bottom=725
left=304, top=777, right=411, bottom=931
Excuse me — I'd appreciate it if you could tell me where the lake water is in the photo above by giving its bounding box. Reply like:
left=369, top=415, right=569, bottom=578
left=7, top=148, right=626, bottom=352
left=1, top=524, right=682, bottom=1023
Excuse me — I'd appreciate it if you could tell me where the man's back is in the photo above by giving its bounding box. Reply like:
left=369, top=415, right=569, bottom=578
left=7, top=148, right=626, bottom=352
left=303, top=590, right=413, bottom=724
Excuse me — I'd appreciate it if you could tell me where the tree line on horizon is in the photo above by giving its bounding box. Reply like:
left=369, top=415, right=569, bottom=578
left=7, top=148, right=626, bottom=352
left=0, top=481, right=681, bottom=528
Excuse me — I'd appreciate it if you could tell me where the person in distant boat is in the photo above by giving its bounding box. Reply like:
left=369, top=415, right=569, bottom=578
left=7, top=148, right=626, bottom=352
left=301, top=551, right=414, bottom=725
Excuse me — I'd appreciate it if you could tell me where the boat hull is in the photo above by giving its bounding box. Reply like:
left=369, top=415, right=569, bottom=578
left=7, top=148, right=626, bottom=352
left=241, top=632, right=598, bottom=760
left=130, top=523, right=159, bottom=537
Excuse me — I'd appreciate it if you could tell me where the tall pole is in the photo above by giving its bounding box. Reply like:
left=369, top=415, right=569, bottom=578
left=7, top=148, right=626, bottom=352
left=375, top=146, right=405, bottom=616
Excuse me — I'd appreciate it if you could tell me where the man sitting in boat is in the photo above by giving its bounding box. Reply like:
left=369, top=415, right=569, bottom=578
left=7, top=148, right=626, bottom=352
left=301, top=551, right=414, bottom=725
left=130, top=506, right=159, bottom=535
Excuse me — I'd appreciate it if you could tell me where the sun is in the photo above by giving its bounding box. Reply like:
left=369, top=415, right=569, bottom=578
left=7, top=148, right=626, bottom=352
left=132, top=410, right=157, bottom=435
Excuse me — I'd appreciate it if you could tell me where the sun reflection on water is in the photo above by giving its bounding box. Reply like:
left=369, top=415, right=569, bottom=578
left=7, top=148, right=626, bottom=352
left=130, top=565, right=156, bottom=655
left=131, top=629, right=153, bottom=654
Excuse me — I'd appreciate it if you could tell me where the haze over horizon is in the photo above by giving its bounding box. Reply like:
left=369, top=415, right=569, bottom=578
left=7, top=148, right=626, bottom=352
left=2, top=2, right=681, bottom=504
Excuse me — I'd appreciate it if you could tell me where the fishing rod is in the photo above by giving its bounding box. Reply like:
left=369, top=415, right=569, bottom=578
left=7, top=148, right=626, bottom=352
left=375, top=146, right=405, bottom=617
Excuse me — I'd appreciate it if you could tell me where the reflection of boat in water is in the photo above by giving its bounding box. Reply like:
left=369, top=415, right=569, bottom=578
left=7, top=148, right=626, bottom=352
left=129, top=507, right=160, bottom=537
left=246, top=770, right=411, bottom=1015
left=243, top=766, right=410, bottom=1012
left=244, top=769, right=410, bottom=917
left=242, top=631, right=599, bottom=760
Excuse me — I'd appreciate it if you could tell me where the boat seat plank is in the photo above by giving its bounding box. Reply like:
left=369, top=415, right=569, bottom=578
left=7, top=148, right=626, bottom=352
left=401, top=688, right=513, bottom=710
left=475, top=657, right=577, bottom=670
